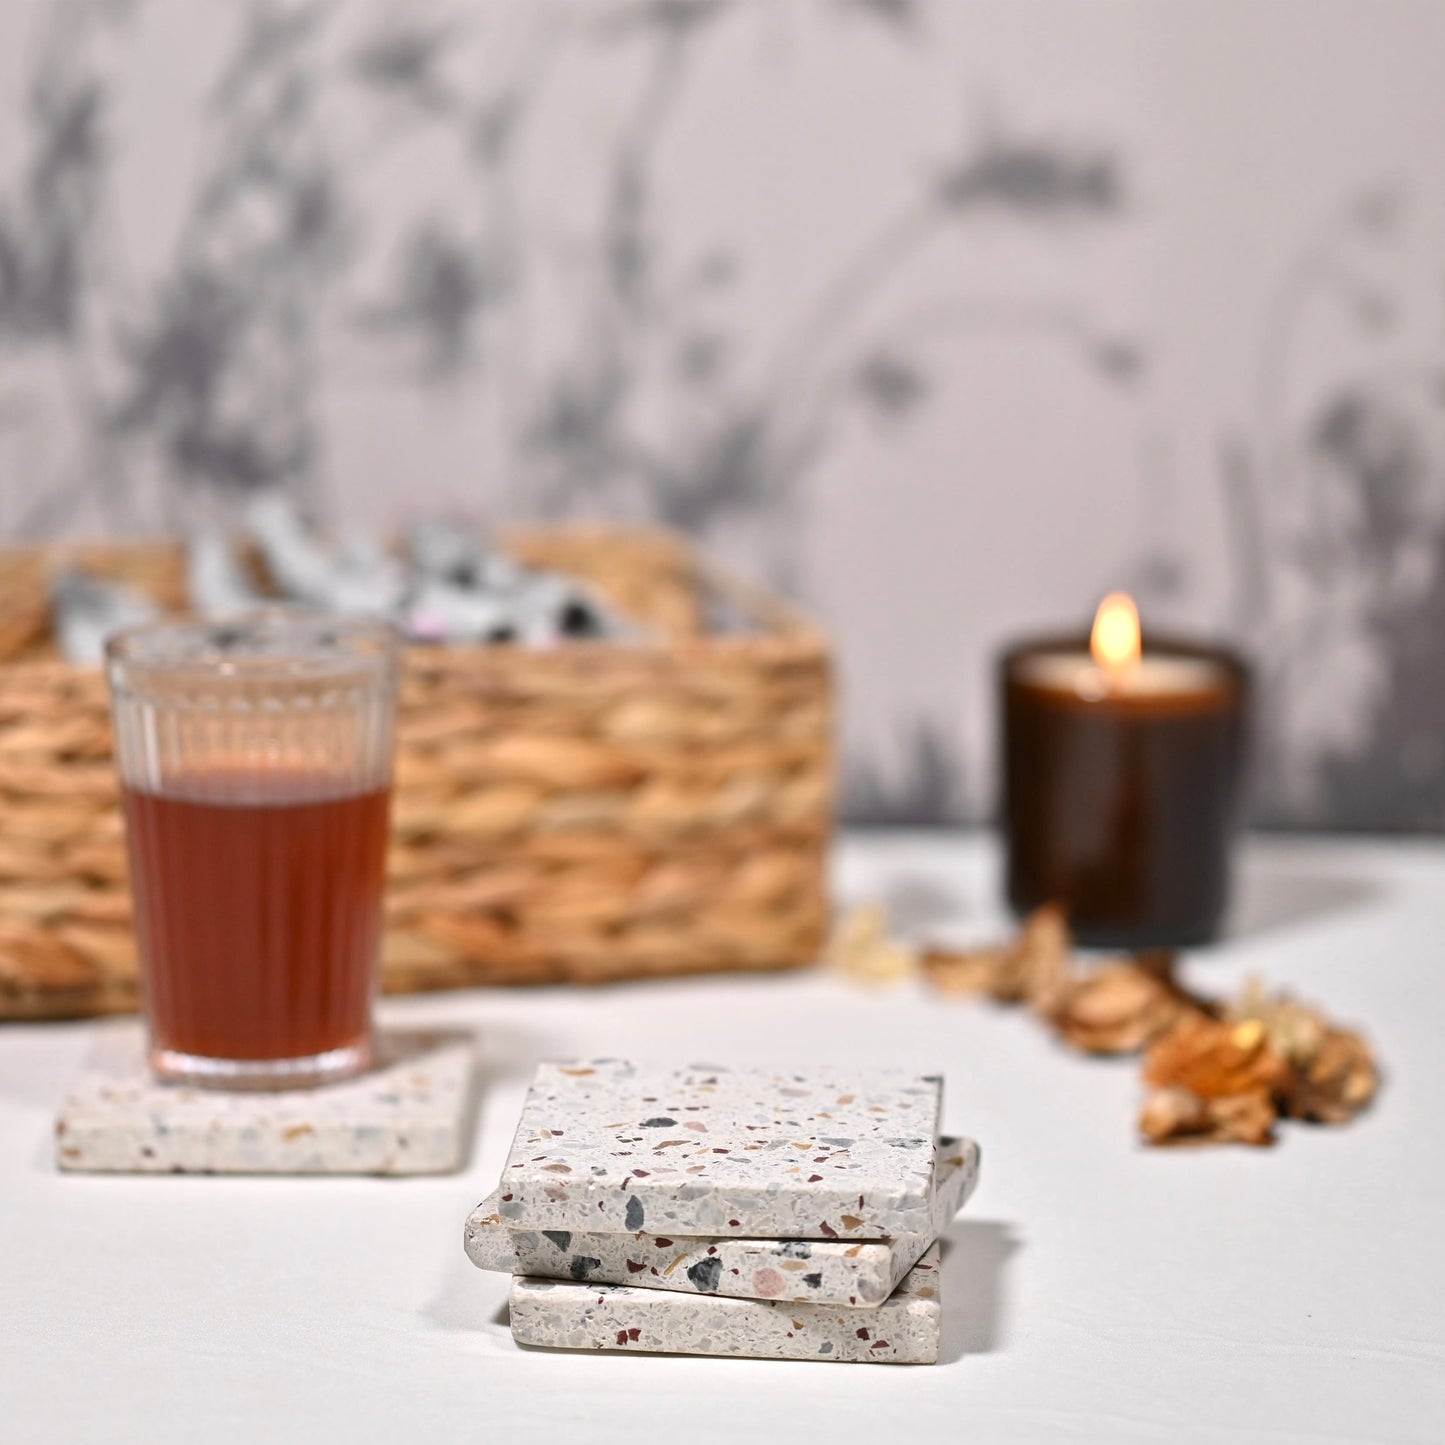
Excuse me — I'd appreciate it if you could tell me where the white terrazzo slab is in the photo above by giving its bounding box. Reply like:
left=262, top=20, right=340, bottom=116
left=499, top=1060, right=943, bottom=1238
left=55, top=1024, right=475, bottom=1175
left=509, top=1244, right=943, bottom=1363
left=468, top=1136, right=978, bottom=1307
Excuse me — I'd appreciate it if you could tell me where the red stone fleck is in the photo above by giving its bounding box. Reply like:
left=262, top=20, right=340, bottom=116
left=632, top=1169, right=650, bottom=1177
left=706, top=1247, right=717, bottom=1255
left=627, top=1328, right=641, bottom=1341
left=616, top=1330, right=629, bottom=1345
left=626, top=1260, right=647, bottom=1273
left=871, top=1340, right=889, bottom=1350
left=654, top=1238, right=673, bottom=1247
left=856, top=1327, right=870, bottom=1340
left=650, top=1267, right=659, bottom=1276
left=728, top=1219, right=740, bottom=1227
left=820, top=1221, right=838, bottom=1238
left=807, top=1175, right=823, bottom=1183
left=501, top=1194, right=513, bottom=1202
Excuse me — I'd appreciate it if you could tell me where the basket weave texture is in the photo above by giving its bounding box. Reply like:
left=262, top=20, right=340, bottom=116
left=0, top=528, right=832, bottom=1020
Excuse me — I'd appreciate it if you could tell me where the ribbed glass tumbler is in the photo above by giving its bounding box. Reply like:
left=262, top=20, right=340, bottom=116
left=105, top=612, right=401, bottom=1089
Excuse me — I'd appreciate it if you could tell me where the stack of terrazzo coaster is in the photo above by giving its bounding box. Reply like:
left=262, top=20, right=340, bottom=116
left=466, top=1060, right=980, bottom=1364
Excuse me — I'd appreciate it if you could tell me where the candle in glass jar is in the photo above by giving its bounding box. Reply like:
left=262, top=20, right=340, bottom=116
left=1001, top=594, right=1250, bottom=948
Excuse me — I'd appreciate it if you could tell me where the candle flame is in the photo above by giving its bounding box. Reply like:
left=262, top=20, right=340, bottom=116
left=1091, top=592, right=1141, bottom=671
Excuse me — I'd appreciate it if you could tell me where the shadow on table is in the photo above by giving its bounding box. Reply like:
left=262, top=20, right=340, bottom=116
left=937, top=1218, right=1022, bottom=1364
left=1224, top=860, right=1381, bottom=943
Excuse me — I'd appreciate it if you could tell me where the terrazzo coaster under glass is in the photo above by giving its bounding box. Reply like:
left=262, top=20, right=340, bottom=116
left=55, top=1023, right=475, bottom=1175
left=469, top=1137, right=978, bottom=1307
left=500, top=1061, right=943, bottom=1239
left=509, top=1244, right=943, bottom=1364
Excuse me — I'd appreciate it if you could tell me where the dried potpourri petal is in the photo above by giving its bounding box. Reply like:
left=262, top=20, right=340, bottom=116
left=1143, top=1015, right=1290, bottom=1100
left=1139, top=1085, right=1277, bottom=1147
left=1045, top=955, right=1211, bottom=1056
left=1228, top=977, right=1326, bottom=1066
left=918, top=907, right=1380, bottom=1147
left=1290, top=1027, right=1379, bottom=1124
left=925, top=912, right=1211, bottom=1054
left=1227, top=979, right=1380, bottom=1125
left=827, top=904, right=918, bottom=987
left=920, top=943, right=1010, bottom=998
left=922, top=904, right=1071, bottom=1005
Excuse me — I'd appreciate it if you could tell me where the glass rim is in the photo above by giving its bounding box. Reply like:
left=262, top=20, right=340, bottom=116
left=104, top=607, right=403, bottom=683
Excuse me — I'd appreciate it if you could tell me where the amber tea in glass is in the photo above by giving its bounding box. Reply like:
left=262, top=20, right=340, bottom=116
left=106, top=612, right=400, bottom=1088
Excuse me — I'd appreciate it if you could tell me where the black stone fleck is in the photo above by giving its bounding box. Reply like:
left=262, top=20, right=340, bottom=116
left=803, top=1272, right=823, bottom=1288
left=686, top=1257, right=724, bottom=1292
left=640, top=1117, right=677, bottom=1128
left=559, top=598, right=602, bottom=637
left=625, top=1196, right=645, bottom=1230
left=569, top=1255, right=602, bottom=1281
left=542, top=1231, right=572, bottom=1252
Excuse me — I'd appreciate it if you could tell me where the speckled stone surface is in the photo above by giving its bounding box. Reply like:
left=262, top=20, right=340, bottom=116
left=499, top=1061, right=943, bottom=1238
left=55, top=1024, right=475, bottom=1175
left=469, top=1136, right=977, bottom=1307
left=510, top=1244, right=943, bottom=1363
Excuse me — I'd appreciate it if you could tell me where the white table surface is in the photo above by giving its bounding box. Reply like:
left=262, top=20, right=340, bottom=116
left=2, top=832, right=1442, bottom=1445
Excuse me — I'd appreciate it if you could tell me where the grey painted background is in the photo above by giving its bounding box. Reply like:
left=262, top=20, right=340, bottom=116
left=4, top=0, right=1445, bottom=831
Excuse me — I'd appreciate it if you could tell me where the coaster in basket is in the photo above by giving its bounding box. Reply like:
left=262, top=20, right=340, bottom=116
left=509, top=1244, right=942, bottom=1363
left=55, top=1024, right=476, bottom=1175
left=468, top=1136, right=978, bottom=1307
left=497, top=1060, right=943, bottom=1238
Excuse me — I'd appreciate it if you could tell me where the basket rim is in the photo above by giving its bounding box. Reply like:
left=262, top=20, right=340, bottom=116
left=0, top=523, right=830, bottom=671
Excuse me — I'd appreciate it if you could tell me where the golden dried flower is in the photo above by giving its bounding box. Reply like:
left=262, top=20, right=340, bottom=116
left=1144, top=1015, right=1290, bottom=1100
left=1139, top=1086, right=1277, bottom=1147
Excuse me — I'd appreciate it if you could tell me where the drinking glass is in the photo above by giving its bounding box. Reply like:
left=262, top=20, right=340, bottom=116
left=105, top=611, right=401, bottom=1089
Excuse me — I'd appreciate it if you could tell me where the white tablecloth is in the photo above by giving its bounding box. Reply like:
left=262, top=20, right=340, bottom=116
left=2, top=833, right=1441, bottom=1444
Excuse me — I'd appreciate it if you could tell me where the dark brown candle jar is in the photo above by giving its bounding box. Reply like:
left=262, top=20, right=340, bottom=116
left=1001, top=622, right=1250, bottom=949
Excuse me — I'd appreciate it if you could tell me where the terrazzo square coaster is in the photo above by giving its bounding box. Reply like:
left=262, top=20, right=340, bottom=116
left=499, top=1061, right=943, bottom=1238
left=468, top=1136, right=978, bottom=1308
left=510, top=1243, right=943, bottom=1363
left=55, top=1024, right=476, bottom=1175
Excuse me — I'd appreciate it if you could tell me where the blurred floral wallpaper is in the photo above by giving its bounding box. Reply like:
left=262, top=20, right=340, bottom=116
left=4, top=0, right=1445, bottom=831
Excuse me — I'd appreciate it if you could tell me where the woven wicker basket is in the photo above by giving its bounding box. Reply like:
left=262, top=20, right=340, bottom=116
left=0, top=528, right=832, bottom=1020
